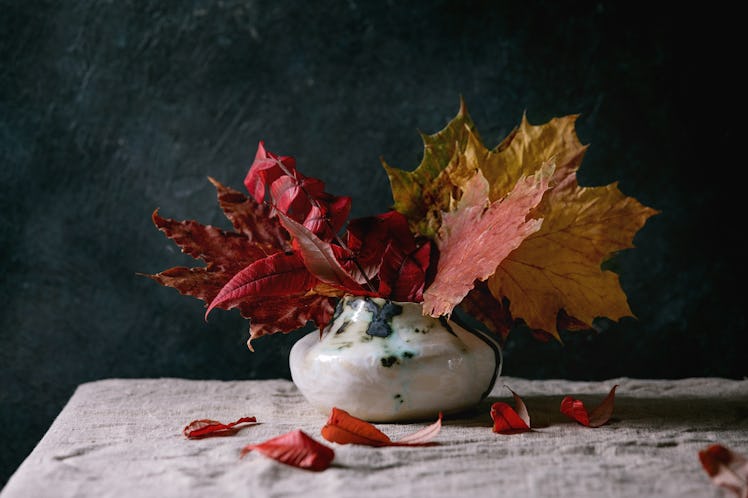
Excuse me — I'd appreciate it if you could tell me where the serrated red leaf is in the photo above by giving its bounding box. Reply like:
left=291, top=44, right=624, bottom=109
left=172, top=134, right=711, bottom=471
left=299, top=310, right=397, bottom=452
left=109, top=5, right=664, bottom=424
left=560, top=385, right=618, bottom=427
left=152, top=210, right=269, bottom=271
left=208, top=176, right=290, bottom=249
left=320, top=407, right=441, bottom=447
left=206, top=252, right=316, bottom=318
left=699, top=444, right=748, bottom=498
left=240, top=429, right=334, bottom=472
left=144, top=266, right=230, bottom=304
left=240, top=293, right=335, bottom=351
left=491, top=386, right=531, bottom=435
left=183, top=416, right=257, bottom=439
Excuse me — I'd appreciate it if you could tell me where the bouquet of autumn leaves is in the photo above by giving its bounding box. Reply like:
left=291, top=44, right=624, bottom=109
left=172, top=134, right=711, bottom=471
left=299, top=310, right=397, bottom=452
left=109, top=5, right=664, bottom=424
left=146, top=101, right=658, bottom=350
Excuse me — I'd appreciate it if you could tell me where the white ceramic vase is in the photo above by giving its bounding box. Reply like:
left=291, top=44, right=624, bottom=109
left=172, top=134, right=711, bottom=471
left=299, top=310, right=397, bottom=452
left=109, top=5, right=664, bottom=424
left=289, top=296, right=502, bottom=422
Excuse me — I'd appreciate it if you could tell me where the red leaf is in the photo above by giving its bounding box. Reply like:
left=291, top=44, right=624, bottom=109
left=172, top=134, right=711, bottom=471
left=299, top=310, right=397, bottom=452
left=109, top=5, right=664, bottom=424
left=152, top=209, right=269, bottom=271
left=490, top=386, right=531, bottom=434
left=699, top=444, right=748, bottom=498
left=347, top=211, right=415, bottom=263
left=144, top=266, right=231, bottom=305
left=183, top=416, right=257, bottom=439
left=320, top=408, right=392, bottom=446
left=325, top=195, right=353, bottom=237
left=244, top=141, right=297, bottom=203
left=278, top=212, right=365, bottom=292
left=461, top=282, right=513, bottom=343
left=378, top=240, right=431, bottom=302
left=208, top=176, right=290, bottom=249
left=240, top=293, right=336, bottom=351
left=302, top=196, right=352, bottom=242
left=320, top=407, right=441, bottom=447
left=560, top=385, right=618, bottom=427
left=206, top=252, right=316, bottom=318
left=240, top=429, right=334, bottom=472
left=270, top=175, right=324, bottom=222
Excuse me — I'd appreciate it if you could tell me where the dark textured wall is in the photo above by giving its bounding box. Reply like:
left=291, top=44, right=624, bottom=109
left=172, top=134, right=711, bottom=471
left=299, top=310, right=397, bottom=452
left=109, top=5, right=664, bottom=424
left=1, top=0, right=744, bottom=487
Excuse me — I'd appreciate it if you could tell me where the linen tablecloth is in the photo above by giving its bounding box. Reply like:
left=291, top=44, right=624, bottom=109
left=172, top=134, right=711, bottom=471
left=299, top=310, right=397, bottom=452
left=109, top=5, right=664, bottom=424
left=2, top=377, right=747, bottom=497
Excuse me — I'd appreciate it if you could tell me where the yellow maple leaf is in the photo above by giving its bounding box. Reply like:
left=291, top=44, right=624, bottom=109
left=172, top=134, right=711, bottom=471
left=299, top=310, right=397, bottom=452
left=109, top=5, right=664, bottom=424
left=385, top=100, right=659, bottom=341
left=489, top=181, right=658, bottom=340
left=474, top=112, right=658, bottom=339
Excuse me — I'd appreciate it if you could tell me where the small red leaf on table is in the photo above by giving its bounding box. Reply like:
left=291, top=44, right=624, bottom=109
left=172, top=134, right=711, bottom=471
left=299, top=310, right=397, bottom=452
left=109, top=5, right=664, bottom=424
left=491, top=386, right=531, bottom=434
left=240, top=429, right=334, bottom=472
left=183, top=416, right=257, bottom=439
left=560, top=385, right=618, bottom=427
left=321, top=407, right=442, bottom=446
left=699, top=444, right=748, bottom=498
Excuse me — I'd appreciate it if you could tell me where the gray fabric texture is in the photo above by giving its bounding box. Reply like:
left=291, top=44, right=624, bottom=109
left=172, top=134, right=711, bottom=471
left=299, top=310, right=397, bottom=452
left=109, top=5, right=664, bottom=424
left=2, top=377, right=746, bottom=498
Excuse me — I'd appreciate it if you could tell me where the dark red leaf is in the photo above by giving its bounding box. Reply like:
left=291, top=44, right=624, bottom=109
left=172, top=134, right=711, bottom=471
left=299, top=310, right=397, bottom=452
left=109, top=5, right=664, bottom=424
left=208, top=176, right=290, bottom=249
left=183, top=416, right=257, bottom=439
left=152, top=209, right=268, bottom=271
left=378, top=240, right=431, bottom=302
left=560, top=385, right=618, bottom=427
left=491, top=386, right=531, bottom=434
left=698, top=444, right=748, bottom=498
left=325, top=195, right=353, bottom=236
left=206, top=252, right=316, bottom=318
left=144, top=266, right=231, bottom=305
left=321, top=407, right=441, bottom=447
left=347, top=211, right=415, bottom=267
left=240, top=429, right=334, bottom=472
left=240, top=294, right=336, bottom=351
left=461, top=282, right=514, bottom=344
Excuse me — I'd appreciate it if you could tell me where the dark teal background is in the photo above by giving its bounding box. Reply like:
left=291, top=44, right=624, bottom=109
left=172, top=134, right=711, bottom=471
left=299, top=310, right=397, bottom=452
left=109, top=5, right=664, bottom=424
left=1, top=0, right=744, bottom=487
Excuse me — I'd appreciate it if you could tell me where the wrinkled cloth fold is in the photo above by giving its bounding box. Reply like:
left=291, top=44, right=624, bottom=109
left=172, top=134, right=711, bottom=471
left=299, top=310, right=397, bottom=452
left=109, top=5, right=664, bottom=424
left=2, top=377, right=747, bottom=498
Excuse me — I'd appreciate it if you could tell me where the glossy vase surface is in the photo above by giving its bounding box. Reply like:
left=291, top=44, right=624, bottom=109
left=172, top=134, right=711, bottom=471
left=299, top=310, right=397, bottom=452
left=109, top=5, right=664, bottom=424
left=289, top=296, right=502, bottom=422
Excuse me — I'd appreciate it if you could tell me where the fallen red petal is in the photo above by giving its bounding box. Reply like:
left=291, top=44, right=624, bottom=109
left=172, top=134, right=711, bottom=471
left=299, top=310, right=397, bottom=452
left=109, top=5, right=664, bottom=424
left=699, top=444, right=748, bottom=498
left=560, top=385, right=618, bottom=427
left=321, top=407, right=441, bottom=447
left=321, top=408, right=392, bottom=446
left=183, top=416, right=257, bottom=439
left=491, top=386, right=531, bottom=434
left=240, top=429, right=334, bottom=472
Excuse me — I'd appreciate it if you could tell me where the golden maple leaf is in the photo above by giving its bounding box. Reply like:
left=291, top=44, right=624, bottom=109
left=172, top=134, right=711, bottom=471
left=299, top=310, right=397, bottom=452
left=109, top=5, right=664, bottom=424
left=384, top=101, right=659, bottom=341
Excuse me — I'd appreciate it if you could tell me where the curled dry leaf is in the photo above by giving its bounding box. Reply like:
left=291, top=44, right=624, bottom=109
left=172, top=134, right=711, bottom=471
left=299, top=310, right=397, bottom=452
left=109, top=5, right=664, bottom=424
left=183, top=416, right=257, bottom=439
left=699, top=444, right=748, bottom=498
left=491, top=386, right=531, bottom=435
left=240, top=429, right=334, bottom=472
left=560, top=385, right=618, bottom=427
left=321, top=407, right=442, bottom=447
